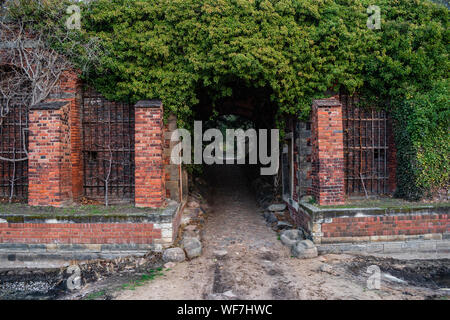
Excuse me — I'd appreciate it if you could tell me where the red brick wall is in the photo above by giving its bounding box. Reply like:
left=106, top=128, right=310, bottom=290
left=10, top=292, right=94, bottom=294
left=321, top=214, right=449, bottom=239
left=310, top=98, right=345, bottom=205
left=28, top=102, right=72, bottom=206
left=0, top=223, right=161, bottom=244
left=134, top=100, right=166, bottom=208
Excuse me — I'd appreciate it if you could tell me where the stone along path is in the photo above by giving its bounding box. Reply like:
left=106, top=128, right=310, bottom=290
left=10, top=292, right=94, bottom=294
left=114, top=165, right=426, bottom=300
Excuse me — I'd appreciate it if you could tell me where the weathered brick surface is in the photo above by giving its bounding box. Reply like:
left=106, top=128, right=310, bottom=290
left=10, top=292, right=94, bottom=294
left=287, top=203, right=311, bottom=232
left=310, top=98, right=345, bottom=205
left=321, top=214, right=449, bottom=238
left=28, top=103, right=72, bottom=206
left=19, top=68, right=83, bottom=207
left=134, top=101, right=165, bottom=207
left=47, top=70, right=84, bottom=201
left=0, top=223, right=160, bottom=244
left=63, top=71, right=84, bottom=201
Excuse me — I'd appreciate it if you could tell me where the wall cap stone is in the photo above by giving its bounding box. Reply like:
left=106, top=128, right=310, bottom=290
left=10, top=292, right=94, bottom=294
left=318, top=239, right=450, bottom=254
left=313, top=98, right=341, bottom=107
left=299, top=200, right=449, bottom=221
left=135, top=100, right=163, bottom=108
left=0, top=202, right=180, bottom=224
left=30, top=101, right=69, bottom=111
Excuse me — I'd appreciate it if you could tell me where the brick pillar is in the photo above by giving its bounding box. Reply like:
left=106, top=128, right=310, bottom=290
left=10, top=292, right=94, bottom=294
left=28, top=102, right=72, bottom=206
left=45, top=69, right=84, bottom=201
left=310, top=98, right=345, bottom=205
left=134, top=100, right=165, bottom=208
left=63, top=71, right=83, bottom=201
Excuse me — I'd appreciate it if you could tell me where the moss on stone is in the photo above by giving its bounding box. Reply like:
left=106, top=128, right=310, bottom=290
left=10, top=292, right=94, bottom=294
left=0, top=203, right=170, bottom=220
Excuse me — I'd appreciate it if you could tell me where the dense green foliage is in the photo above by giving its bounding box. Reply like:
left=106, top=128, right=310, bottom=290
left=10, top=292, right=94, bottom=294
left=78, top=0, right=448, bottom=120
left=7, top=0, right=448, bottom=120
left=393, top=80, right=449, bottom=200
left=4, top=0, right=449, bottom=198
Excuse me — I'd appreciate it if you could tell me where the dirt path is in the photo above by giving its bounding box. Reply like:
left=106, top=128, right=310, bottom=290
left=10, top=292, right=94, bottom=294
left=114, top=166, right=448, bottom=300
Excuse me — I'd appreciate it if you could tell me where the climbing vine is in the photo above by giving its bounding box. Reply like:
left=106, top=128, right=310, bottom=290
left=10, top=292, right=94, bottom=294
left=392, top=80, right=449, bottom=200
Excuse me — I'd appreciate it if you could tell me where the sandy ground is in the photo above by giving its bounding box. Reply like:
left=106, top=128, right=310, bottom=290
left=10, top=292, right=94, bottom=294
left=112, top=166, right=449, bottom=300
left=113, top=250, right=448, bottom=300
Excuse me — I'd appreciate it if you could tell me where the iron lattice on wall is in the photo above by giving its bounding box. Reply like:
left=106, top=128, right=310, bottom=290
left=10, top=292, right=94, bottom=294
left=82, top=87, right=135, bottom=204
left=341, top=94, right=390, bottom=197
left=0, top=96, right=29, bottom=201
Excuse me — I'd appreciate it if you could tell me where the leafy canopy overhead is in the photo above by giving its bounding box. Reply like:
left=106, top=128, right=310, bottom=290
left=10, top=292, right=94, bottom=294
left=71, top=0, right=447, bottom=124
left=7, top=0, right=448, bottom=124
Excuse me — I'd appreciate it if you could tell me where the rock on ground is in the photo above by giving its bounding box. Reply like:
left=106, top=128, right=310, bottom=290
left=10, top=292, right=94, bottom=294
left=213, top=250, right=228, bottom=259
left=318, top=263, right=334, bottom=274
left=280, top=229, right=304, bottom=248
left=182, top=237, right=202, bottom=259
left=276, top=221, right=293, bottom=230
left=163, top=247, right=186, bottom=263
left=263, top=212, right=278, bottom=223
left=164, top=262, right=177, bottom=269
left=292, top=240, right=318, bottom=259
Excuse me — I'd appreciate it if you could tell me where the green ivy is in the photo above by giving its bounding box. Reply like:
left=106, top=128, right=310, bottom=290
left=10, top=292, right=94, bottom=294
left=393, top=80, right=449, bottom=200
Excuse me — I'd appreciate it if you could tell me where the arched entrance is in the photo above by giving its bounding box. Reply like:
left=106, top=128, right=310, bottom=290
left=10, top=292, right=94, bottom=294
left=191, top=83, right=281, bottom=191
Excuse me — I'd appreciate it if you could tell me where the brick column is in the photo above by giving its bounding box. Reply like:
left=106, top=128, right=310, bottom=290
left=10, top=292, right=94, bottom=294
left=28, top=102, right=72, bottom=207
left=310, top=98, right=345, bottom=205
left=45, top=69, right=84, bottom=201
left=134, top=100, right=166, bottom=208
left=62, top=71, right=83, bottom=201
